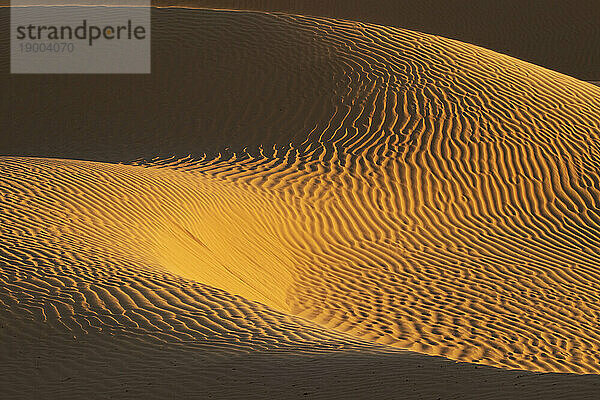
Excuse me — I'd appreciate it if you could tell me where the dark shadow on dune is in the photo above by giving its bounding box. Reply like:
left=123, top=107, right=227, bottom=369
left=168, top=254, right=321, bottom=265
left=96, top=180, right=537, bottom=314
left=1, top=8, right=348, bottom=163
left=177, top=0, right=600, bottom=80
left=1, top=320, right=600, bottom=400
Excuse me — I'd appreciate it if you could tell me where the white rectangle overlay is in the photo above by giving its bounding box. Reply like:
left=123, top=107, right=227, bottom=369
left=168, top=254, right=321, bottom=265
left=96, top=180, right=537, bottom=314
left=11, top=2, right=150, bottom=73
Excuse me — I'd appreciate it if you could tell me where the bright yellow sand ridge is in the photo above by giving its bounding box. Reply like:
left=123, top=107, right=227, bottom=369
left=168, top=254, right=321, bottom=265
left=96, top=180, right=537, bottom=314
left=2, top=8, right=600, bottom=392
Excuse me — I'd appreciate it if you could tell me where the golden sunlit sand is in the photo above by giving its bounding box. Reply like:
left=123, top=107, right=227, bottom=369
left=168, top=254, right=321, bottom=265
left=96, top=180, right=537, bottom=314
left=2, top=6, right=600, bottom=399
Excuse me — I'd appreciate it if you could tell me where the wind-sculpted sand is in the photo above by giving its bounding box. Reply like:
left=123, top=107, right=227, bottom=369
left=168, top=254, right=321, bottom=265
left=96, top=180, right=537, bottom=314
left=2, top=7, right=600, bottom=399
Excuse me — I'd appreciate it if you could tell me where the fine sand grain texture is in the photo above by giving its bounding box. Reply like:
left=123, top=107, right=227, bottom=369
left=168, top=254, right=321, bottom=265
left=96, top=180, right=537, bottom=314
left=2, top=6, right=600, bottom=399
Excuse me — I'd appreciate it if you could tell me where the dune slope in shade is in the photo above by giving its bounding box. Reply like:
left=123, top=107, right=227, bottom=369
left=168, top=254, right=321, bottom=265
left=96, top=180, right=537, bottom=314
left=3, top=7, right=600, bottom=397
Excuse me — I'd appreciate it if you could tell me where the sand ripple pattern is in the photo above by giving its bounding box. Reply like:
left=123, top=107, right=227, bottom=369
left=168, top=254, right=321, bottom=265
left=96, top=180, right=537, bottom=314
left=3, top=8, right=600, bottom=379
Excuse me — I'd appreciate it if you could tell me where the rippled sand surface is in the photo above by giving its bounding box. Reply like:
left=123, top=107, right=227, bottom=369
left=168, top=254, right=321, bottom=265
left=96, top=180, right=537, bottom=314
left=2, top=7, right=600, bottom=399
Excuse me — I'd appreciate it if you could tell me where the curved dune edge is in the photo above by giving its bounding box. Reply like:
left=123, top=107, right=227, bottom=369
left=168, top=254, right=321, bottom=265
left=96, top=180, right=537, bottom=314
left=2, top=6, right=600, bottom=389
left=3, top=0, right=600, bottom=81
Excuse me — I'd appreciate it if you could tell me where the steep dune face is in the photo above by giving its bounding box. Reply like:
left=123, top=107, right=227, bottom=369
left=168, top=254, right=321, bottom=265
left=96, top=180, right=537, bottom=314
left=3, top=7, right=600, bottom=397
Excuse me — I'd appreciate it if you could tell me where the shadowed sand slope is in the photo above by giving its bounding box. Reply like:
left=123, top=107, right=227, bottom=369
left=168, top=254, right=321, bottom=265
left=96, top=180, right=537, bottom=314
left=2, top=6, right=600, bottom=398
left=180, top=0, right=600, bottom=80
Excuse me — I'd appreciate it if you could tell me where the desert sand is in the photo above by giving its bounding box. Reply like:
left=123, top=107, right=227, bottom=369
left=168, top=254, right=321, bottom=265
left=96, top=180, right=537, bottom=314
left=183, top=0, right=600, bottom=80
left=2, top=5, right=600, bottom=400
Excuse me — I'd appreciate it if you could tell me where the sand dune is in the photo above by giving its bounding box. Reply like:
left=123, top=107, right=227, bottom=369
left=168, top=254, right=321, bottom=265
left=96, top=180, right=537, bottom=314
left=2, top=6, right=600, bottom=399
left=177, top=0, right=600, bottom=80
